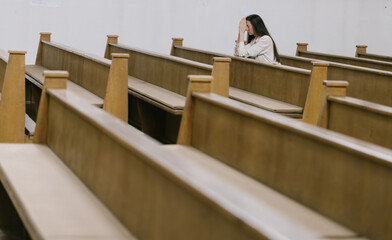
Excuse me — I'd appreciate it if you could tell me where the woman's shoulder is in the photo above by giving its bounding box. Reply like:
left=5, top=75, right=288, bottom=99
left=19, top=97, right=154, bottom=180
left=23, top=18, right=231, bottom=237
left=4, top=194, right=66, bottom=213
left=258, top=35, right=273, bottom=43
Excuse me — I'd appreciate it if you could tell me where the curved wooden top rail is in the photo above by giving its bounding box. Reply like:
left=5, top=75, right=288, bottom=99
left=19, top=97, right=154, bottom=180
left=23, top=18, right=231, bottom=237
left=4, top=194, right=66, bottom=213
left=111, top=43, right=213, bottom=71
left=328, top=96, right=392, bottom=116
left=282, top=54, right=392, bottom=77
left=45, top=88, right=290, bottom=239
left=177, top=45, right=310, bottom=75
left=358, top=52, right=392, bottom=63
left=301, top=50, right=392, bottom=65
left=192, top=92, right=392, bottom=165
left=43, top=41, right=111, bottom=67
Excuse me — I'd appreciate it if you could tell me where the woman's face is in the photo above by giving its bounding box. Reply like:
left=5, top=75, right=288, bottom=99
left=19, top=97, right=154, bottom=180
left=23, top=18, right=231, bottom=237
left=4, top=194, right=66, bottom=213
left=246, top=21, right=255, bottom=36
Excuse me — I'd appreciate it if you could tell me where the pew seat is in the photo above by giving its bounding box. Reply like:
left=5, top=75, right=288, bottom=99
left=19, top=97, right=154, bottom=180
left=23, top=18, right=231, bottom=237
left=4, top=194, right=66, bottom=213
left=229, top=87, right=303, bottom=117
left=25, top=65, right=104, bottom=107
left=127, top=75, right=303, bottom=117
left=128, top=75, right=185, bottom=114
left=0, top=144, right=135, bottom=240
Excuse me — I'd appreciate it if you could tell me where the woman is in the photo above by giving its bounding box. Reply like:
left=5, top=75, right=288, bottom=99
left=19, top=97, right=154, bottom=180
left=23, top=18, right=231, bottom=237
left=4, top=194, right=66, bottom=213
left=234, top=14, right=280, bottom=64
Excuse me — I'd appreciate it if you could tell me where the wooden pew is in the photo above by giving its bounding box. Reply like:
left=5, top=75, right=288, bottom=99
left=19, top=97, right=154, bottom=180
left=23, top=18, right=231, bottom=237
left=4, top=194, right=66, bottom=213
left=167, top=75, right=392, bottom=240
left=0, top=49, right=29, bottom=143
left=0, top=71, right=137, bottom=240
left=296, top=43, right=392, bottom=72
left=355, top=45, right=392, bottom=63
left=27, top=32, right=129, bottom=122
left=0, top=71, right=358, bottom=240
left=317, top=80, right=392, bottom=149
left=170, top=38, right=329, bottom=124
left=105, top=35, right=231, bottom=142
left=280, top=54, right=392, bottom=107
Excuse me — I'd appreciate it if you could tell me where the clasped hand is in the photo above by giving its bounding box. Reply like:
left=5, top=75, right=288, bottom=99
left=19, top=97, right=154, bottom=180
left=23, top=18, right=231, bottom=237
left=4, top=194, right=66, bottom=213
left=239, top=18, right=248, bottom=33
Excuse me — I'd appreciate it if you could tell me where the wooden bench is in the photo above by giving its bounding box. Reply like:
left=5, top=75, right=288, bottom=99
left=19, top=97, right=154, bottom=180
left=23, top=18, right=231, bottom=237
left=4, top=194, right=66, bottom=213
left=0, top=49, right=30, bottom=143
left=280, top=54, right=392, bottom=107
left=317, top=80, right=392, bottom=149
left=296, top=42, right=392, bottom=72
left=0, top=71, right=137, bottom=240
left=105, top=35, right=231, bottom=142
left=355, top=45, right=392, bottom=63
left=171, top=38, right=329, bottom=124
left=27, top=32, right=129, bottom=122
left=167, top=75, right=392, bottom=240
left=0, top=71, right=359, bottom=240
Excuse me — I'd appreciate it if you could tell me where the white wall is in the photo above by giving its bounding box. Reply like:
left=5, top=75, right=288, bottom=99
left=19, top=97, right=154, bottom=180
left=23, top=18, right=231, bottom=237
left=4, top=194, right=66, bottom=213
left=0, top=0, right=391, bottom=64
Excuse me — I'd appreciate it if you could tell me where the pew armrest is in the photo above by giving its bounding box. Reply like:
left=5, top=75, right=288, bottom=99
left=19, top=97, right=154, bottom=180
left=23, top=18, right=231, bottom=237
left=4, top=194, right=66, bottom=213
left=0, top=144, right=135, bottom=240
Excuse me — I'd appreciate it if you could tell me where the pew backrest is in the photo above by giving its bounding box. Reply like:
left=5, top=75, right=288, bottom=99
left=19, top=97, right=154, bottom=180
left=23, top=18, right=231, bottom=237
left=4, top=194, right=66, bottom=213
left=318, top=80, right=392, bottom=149
left=296, top=43, right=392, bottom=72
left=281, top=54, right=392, bottom=107
left=170, top=38, right=330, bottom=124
left=31, top=32, right=130, bottom=122
left=177, top=76, right=392, bottom=240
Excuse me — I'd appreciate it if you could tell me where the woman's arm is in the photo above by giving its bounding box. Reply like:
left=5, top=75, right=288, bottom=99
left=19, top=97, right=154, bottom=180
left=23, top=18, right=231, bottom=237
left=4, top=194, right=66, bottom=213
left=234, top=18, right=247, bottom=56
left=236, top=35, right=273, bottom=58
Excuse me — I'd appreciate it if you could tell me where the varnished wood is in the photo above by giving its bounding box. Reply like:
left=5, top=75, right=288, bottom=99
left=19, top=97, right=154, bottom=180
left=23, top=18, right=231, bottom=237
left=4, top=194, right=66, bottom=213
left=103, top=53, right=129, bottom=122
left=107, top=36, right=230, bottom=142
left=170, top=39, right=328, bottom=122
left=318, top=80, right=392, bottom=149
left=30, top=33, right=130, bottom=123
left=296, top=43, right=392, bottom=72
left=281, top=54, right=392, bottom=107
left=0, top=144, right=136, bottom=240
left=175, top=81, right=392, bottom=239
left=33, top=71, right=68, bottom=144
left=295, top=43, right=308, bottom=56
left=0, top=51, right=26, bottom=143
left=355, top=45, right=367, bottom=57
left=35, top=32, right=51, bottom=65
left=356, top=45, right=392, bottom=63
left=104, top=35, right=118, bottom=59
left=177, top=75, right=212, bottom=145
left=317, top=80, right=349, bottom=128
left=301, top=62, right=329, bottom=124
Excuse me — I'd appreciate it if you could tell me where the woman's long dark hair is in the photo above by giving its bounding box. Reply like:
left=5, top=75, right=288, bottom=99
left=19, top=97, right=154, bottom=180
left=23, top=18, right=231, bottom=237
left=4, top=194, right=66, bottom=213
left=246, top=14, right=280, bottom=63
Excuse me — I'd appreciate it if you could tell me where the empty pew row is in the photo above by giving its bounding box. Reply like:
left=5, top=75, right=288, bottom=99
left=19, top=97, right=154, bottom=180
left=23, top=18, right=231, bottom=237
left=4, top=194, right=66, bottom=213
left=296, top=43, right=392, bottom=72
left=280, top=54, right=392, bottom=107
left=167, top=75, right=392, bottom=240
left=0, top=71, right=137, bottom=240
left=0, top=71, right=367, bottom=240
left=318, top=80, right=392, bottom=149
left=26, top=32, right=129, bottom=122
left=355, top=45, right=392, bottom=63
left=0, top=49, right=33, bottom=142
left=105, top=35, right=231, bottom=142
left=171, top=38, right=328, bottom=124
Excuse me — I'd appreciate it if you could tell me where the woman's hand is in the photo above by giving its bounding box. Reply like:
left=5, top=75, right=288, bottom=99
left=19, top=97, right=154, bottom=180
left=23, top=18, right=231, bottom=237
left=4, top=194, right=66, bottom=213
left=239, top=18, right=247, bottom=33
